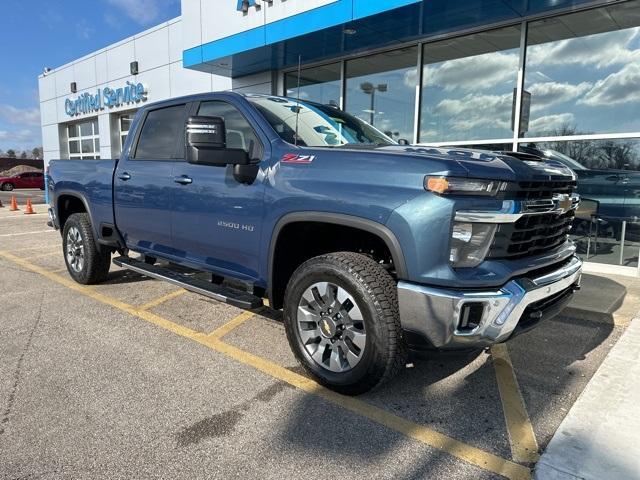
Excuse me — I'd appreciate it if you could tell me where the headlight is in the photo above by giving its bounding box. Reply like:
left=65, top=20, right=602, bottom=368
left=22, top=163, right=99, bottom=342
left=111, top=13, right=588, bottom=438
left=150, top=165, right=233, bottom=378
left=450, top=222, right=497, bottom=268
left=426, top=176, right=505, bottom=196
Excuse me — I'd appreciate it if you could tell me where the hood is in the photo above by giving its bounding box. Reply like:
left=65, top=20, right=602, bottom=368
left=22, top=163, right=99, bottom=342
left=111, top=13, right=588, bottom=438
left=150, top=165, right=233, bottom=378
left=370, top=145, right=577, bottom=182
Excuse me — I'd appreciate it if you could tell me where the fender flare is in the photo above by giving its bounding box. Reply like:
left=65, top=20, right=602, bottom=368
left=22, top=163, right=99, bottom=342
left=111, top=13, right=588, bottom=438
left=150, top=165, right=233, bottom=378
left=268, top=212, right=408, bottom=289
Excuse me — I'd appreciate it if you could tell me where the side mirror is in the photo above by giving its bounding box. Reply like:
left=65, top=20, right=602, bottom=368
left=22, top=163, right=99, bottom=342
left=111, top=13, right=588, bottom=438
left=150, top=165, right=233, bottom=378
left=186, top=116, right=249, bottom=166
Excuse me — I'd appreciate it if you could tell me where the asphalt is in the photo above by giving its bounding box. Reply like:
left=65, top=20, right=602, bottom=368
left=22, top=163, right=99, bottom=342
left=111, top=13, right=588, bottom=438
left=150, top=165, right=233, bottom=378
left=0, top=188, right=46, bottom=207
left=0, top=207, right=638, bottom=479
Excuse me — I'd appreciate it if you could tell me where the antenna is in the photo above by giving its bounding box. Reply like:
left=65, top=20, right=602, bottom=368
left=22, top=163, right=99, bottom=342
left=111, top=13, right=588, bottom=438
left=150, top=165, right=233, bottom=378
left=294, top=54, right=302, bottom=147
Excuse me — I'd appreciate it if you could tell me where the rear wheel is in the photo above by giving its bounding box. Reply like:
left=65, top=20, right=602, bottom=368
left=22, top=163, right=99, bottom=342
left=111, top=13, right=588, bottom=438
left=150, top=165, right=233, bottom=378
left=1, top=182, right=14, bottom=191
left=63, top=213, right=111, bottom=284
left=284, top=252, right=406, bottom=395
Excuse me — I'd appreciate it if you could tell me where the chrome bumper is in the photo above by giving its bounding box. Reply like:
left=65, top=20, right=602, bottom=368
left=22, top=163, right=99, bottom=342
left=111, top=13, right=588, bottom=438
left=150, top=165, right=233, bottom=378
left=397, top=255, right=582, bottom=349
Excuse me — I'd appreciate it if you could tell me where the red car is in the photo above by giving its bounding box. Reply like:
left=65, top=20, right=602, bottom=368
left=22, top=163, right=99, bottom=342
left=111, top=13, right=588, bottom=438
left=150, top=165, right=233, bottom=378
left=0, top=172, right=45, bottom=191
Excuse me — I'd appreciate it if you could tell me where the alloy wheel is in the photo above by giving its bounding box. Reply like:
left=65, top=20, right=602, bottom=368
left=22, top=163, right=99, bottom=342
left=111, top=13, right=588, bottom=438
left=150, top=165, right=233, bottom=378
left=66, top=226, right=85, bottom=272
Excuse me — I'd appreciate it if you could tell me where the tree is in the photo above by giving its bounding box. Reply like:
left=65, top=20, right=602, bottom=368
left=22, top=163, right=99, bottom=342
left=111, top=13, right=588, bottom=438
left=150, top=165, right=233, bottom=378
left=32, top=147, right=43, bottom=159
left=6, top=149, right=16, bottom=158
left=20, top=151, right=27, bottom=159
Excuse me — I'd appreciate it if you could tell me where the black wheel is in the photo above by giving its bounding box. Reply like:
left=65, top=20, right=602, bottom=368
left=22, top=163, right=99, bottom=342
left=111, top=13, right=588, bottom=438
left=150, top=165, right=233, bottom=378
left=1, top=182, right=14, bottom=191
left=284, top=252, right=406, bottom=395
left=63, top=213, right=111, bottom=284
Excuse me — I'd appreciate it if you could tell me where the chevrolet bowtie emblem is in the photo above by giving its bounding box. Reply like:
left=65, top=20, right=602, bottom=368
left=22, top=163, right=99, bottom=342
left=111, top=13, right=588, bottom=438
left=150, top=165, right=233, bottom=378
left=555, top=195, right=573, bottom=214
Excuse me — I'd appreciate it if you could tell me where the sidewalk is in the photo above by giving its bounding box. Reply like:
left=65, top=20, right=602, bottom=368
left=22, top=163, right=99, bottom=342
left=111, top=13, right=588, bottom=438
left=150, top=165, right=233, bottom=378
left=534, top=314, right=640, bottom=479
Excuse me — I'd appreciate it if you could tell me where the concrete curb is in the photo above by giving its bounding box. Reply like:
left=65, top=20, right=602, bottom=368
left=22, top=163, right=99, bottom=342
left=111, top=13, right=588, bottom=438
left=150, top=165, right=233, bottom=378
left=534, top=314, right=640, bottom=480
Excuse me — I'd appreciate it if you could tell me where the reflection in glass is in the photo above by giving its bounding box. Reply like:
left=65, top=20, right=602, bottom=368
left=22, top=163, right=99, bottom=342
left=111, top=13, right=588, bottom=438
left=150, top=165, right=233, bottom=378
left=285, top=63, right=341, bottom=107
left=80, top=121, right=93, bottom=137
left=345, top=47, right=417, bottom=143
left=420, top=26, right=521, bottom=142
left=524, top=2, right=640, bottom=137
left=520, top=138, right=640, bottom=267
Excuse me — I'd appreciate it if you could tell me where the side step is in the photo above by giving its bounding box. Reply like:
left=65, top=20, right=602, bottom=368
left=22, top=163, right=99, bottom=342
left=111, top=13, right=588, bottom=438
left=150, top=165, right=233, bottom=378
left=113, top=256, right=263, bottom=310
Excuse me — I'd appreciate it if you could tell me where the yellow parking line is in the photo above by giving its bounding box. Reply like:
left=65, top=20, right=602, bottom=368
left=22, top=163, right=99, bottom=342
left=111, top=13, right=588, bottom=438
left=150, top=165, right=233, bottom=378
left=49, top=267, right=68, bottom=274
left=28, top=250, right=61, bottom=260
left=0, top=249, right=531, bottom=480
left=207, top=310, right=255, bottom=339
left=491, top=344, right=540, bottom=464
left=138, top=289, right=187, bottom=311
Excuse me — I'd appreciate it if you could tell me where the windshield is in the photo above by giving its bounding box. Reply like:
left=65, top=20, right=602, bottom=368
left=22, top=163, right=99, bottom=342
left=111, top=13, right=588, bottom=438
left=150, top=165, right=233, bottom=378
left=246, top=94, right=395, bottom=147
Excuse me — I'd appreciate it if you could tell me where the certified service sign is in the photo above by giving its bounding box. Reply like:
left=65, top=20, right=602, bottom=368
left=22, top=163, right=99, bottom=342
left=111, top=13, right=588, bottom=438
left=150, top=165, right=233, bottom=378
left=65, top=82, right=148, bottom=117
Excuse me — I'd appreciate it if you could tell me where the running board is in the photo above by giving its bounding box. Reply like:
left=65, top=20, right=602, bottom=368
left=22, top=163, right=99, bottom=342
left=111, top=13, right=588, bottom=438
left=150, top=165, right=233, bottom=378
left=113, top=256, right=263, bottom=310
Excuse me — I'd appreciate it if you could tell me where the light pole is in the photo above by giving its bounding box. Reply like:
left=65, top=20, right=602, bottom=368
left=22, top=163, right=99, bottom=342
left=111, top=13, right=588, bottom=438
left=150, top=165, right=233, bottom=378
left=360, top=82, right=387, bottom=125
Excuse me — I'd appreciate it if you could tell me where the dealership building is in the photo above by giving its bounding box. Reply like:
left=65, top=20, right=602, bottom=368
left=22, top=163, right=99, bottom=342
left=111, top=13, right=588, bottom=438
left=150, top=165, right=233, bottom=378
left=38, top=0, right=640, bottom=274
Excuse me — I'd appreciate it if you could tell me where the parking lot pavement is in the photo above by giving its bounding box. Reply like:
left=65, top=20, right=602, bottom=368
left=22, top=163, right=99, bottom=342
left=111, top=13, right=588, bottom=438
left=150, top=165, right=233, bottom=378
left=0, top=188, right=46, bottom=206
left=0, top=211, right=637, bottom=479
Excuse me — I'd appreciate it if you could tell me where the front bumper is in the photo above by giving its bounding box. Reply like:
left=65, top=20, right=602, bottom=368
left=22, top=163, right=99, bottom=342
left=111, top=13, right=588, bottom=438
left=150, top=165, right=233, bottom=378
left=397, top=255, right=582, bottom=349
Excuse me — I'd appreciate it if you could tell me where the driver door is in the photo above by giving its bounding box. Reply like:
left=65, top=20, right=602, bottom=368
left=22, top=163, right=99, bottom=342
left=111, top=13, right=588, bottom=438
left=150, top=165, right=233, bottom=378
left=169, top=99, right=267, bottom=282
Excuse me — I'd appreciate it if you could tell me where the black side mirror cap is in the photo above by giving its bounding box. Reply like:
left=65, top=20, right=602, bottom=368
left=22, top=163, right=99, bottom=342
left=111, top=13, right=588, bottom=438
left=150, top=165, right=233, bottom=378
left=186, top=115, right=250, bottom=166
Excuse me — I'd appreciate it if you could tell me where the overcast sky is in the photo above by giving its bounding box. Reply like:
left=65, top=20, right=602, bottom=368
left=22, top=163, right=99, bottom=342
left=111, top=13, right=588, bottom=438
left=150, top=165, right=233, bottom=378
left=0, top=0, right=180, bottom=152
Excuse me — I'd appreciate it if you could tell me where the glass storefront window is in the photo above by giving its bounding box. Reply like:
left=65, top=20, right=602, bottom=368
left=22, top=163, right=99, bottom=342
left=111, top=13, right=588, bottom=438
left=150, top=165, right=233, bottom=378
left=119, top=114, right=134, bottom=149
left=285, top=62, right=342, bottom=107
left=345, top=47, right=418, bottom=143
left=519, top=138, right=640, bottom=268
left=524, top=1, right=640, bottom=138
left=67, top=119, right=99, bottom=160
left=420, top=25, right=521, bottom=143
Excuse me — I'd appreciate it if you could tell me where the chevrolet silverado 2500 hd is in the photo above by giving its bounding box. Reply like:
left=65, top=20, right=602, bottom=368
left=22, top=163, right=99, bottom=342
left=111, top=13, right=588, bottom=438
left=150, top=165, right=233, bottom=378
left=48, top=92, right=582, bottom=395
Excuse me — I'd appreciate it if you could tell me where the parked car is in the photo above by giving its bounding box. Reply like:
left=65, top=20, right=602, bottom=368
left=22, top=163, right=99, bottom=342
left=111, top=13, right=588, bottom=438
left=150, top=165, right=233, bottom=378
left=47, top=92, right=582, bottom=395
left=0, top=171, right=45, bottom=191
left=519, top=146, right=640, bottom=243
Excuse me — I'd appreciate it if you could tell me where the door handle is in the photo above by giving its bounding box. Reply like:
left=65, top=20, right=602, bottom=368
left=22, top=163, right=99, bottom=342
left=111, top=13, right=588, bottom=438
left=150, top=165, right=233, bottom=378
left=118, top=172, right=131, bottom=181
left=174, top=175, right=193, bottom=185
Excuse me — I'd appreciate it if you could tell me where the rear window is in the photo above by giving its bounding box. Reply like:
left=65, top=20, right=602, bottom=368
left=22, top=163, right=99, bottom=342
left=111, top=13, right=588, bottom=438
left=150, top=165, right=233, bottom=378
left=134, top=105, right=186, bottom=160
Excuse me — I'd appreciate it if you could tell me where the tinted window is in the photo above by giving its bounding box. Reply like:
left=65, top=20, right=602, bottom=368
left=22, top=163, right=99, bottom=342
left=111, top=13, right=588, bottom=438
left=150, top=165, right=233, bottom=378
left=198, top=101, right=259, bottom=153
left=134, top=105, right=186, bottom=160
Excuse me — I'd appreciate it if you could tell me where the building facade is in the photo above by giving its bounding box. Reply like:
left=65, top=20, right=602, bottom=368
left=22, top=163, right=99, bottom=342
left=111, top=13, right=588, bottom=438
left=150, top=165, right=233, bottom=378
left=39, top=0, right=640, bottom=275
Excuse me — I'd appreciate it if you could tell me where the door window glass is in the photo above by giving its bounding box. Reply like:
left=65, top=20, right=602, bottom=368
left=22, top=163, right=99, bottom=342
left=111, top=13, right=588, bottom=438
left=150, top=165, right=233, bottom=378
left=134, top=105, right=186, bottom=160
left=67, top=119, right=99, bottom=159
left=345, top=47, right=418, bottom=144
left=198, top=101, right=260, bottom=154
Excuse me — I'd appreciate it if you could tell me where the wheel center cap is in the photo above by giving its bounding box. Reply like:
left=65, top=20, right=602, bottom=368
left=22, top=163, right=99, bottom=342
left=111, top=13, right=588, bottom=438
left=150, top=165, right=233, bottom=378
left=319, top=316, right=338, bottom=338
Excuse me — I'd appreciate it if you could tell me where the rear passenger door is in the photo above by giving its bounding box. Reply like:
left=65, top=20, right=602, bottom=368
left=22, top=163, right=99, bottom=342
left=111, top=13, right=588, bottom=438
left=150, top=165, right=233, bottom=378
left=114, top=103, right=189, bottom=255
left=169, top=99, right=267, bottom=282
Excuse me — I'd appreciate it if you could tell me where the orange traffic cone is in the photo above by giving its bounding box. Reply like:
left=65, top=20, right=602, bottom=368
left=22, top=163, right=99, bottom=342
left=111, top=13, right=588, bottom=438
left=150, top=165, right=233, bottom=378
left=9, top=196, right=18, bottom=211
left=24, top=198, right=35, bottom=215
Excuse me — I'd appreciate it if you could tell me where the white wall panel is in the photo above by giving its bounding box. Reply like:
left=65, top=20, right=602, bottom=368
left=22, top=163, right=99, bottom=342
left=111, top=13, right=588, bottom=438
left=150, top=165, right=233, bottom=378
left=42, top=124, right=60, bottom=154
left=40, top=99, right=58, bottom=126
left=169, top=20, right=183, bottom=63
left=54, top=66, right=75, bottom=98
left=106, top=41, right=135, bottom=80
left=38, top=74, right=56, bottom=102
left=181, top=0, right=202, bottom=51
left=95, top=52, right=108, bottom=85
left=137, top=65, right=172, bottom=103
left=170, top=61, right=214, bottom=97
left=135, top=27, right=170, bottom=72
left=73, top=58, right=97, bottom=90
left=200, top=0, right=265, bottom=46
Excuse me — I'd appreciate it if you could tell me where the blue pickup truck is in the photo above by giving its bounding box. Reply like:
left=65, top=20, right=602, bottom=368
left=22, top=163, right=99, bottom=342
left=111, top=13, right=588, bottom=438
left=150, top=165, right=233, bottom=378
left=48, top=92, right=582, bottom=394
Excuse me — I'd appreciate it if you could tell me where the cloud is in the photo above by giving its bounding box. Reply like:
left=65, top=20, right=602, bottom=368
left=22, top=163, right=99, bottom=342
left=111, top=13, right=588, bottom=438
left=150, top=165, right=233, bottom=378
left=0, top=129, right=40, bottom=144
left=579, top=63, right=640, bottom=107
left=424, top=52, right=518, bottom=91
left=105, top=0, right=178, bottom=25
left=433, top=93, right=513, bottom=131
left=528, top=28, right=640, bottom=68
left=0, top=105, right=41, bottom=126
left=527, top=81, right=592, bottom=110
left=528, top=113, right=575, bottom=134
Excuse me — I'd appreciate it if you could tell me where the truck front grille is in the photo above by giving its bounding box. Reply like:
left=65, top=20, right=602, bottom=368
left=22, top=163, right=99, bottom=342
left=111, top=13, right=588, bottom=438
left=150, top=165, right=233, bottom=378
left=487, top=181, right=577, bottom=260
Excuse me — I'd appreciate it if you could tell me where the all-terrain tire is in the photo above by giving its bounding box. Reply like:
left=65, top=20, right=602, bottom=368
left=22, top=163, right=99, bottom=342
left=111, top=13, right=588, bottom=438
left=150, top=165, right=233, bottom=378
left=284, top=252, right=407, bottom=395
left=62, top=213, right=111, bottom=284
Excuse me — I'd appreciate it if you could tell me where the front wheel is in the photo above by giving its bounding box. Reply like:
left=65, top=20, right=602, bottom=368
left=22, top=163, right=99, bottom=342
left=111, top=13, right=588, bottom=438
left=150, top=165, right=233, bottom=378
left=63, top=213, right=111, bottom=284
left=1, top=183, right=14, bottom=191
left=284, top=252, right=406, bottom=395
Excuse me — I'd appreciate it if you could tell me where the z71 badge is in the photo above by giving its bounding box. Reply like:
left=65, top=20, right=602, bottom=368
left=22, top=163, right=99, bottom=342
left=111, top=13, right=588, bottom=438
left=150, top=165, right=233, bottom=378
left=281, top=154, right=316, bottom=164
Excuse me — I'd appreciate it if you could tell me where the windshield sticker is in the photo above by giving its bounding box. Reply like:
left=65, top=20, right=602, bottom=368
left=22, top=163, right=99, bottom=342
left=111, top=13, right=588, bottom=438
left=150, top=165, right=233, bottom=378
left=281, top=154, right=316, bottom=164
